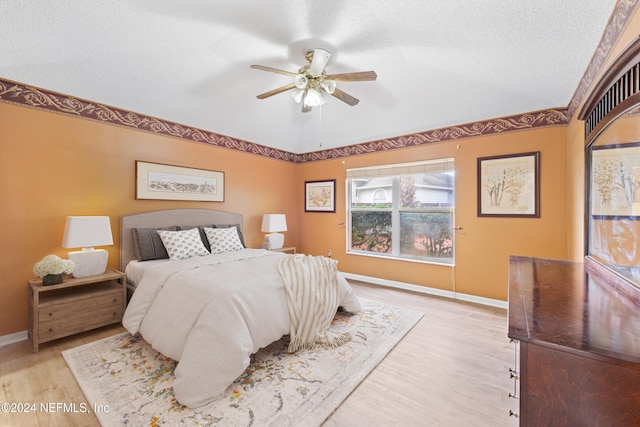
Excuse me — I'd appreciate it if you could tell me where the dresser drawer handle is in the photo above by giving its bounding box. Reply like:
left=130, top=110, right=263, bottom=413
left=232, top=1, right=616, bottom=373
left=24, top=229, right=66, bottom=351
left=48, top=312, right=53, bottom=316
left=112, top=298, right=117, bottom=303
left=48, top=328, right=53, bottom=332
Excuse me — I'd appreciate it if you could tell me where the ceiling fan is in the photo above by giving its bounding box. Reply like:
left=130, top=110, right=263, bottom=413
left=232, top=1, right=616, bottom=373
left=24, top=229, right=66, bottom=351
left=251, top=48, right=377, bottom=112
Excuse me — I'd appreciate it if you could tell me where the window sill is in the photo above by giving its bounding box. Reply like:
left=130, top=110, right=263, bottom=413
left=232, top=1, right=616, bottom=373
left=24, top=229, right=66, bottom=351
left=346, top=250, right=454, bottom=267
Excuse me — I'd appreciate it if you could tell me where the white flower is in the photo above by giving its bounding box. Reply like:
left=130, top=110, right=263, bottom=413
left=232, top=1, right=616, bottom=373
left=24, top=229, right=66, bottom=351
left=33, top=255, right=74, bottom=277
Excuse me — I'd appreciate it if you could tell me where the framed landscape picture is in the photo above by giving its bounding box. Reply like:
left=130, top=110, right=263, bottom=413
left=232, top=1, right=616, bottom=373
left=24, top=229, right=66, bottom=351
left=305, top=179, right=336, bottom=212
left=136, top=161, right=224, bottom=202
left=477, top=152, right=540, bottom=217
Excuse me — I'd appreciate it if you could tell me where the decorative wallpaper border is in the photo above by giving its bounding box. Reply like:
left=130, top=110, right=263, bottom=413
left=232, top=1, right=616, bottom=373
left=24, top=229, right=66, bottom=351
left=567, top=0, right=638, bottom=118
left=0, top=79, right=296, bottom=163
left=0, top=78, right=568, bottom=164
left=0, top=2, right=634, bottom=164
left=293, top=109, right=569, bottom=162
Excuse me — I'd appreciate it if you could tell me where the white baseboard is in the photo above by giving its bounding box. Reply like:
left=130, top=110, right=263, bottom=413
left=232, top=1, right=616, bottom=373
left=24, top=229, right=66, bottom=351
left=0, top=330, right=28, bottom=347
left=342, top=273, right=508, bottom=310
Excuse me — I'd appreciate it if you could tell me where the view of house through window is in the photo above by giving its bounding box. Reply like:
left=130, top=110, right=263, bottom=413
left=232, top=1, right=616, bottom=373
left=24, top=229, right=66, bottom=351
left=347, top=158, right=455, bottom=264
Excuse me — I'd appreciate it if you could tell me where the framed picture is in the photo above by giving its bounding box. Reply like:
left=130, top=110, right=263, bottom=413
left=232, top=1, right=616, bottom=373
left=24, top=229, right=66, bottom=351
left=477, top=152, right=540, bottom=217
left=305, top=179, right=336, bottom=212
left=136, top=161, right=224, bottom=202
left=591, top=142, right=640, bottom=218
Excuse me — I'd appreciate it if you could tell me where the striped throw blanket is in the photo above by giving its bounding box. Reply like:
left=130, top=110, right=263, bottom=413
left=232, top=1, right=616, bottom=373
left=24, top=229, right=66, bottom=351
left=278, top=254, right=352, bottom=353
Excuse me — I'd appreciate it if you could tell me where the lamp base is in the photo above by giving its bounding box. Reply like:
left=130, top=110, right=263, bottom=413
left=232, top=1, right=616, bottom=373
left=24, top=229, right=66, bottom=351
left=68, top=249, right=109, bottom=278
left=263, top=233, right=285, bottom=250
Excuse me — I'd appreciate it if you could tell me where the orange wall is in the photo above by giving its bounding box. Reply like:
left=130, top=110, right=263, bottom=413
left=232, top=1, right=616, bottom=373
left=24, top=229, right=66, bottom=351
left=297, top=127, right=568, bottom=301
left=0, top=99, right=568, bottom=337
left=0, top=103, right=297, bottom=336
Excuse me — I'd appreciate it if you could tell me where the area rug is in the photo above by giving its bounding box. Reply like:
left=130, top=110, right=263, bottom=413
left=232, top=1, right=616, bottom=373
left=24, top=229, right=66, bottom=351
left=62, top=298, right=422, bottom=426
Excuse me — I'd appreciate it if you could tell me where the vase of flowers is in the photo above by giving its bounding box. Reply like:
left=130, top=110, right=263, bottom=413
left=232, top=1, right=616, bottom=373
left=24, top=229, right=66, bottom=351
left=33, top=255, right=74, bottom=286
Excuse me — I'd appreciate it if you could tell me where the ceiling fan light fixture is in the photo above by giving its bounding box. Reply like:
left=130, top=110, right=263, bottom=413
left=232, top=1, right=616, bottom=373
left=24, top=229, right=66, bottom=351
left=318, top=90, right=328, bottom=105
left=291, top=88, right=305, bottom=103
left=294, top=73, right=308, bottom=89
left=304, top=88, right=323, bottom=107
left=321, top=79, right=336, bottom=94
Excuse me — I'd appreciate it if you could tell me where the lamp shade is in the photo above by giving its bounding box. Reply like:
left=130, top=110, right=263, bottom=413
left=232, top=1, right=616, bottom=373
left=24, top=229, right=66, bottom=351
left=291, top=88, right=305, bottom=103
left=261, top=214, right=287, bottom=233
left=304, top=89, right=322, bottom=107
left=62, top=216, right=113, bottom=249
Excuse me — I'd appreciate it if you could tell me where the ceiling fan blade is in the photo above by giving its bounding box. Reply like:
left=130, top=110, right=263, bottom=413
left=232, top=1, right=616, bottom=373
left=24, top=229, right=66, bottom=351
left=325, top=71, right=377, bottom=82
left=256, top=83, right=296, bottom=99
left=250, top=64, right=297, bottom=77
left=331, top=88, right=360, bottom=106
left=309, top=48, right=331, bottom=76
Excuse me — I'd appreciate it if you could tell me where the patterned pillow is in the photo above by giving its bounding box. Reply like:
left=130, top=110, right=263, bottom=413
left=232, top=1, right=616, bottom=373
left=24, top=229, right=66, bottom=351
left=178, top=224, right=216, bottom=252
left=214, top=224, right=246, bottom=247
left=157, top=228, right=210, bottom=261
left=204, top=226, right=244, bottom=254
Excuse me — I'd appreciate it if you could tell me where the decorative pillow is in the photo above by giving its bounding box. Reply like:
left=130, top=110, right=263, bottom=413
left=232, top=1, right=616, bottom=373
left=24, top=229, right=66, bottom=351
left=215, top=224, right=246, bottom=247
left=204, top=226, right=244, bottom=254
left=179, top=224, right=216, bottom=252
left=157, top=228, right=210, bottom=261
left=179, top=224, right=246, bottom=250
left=132, top=226, right=179, bottom=261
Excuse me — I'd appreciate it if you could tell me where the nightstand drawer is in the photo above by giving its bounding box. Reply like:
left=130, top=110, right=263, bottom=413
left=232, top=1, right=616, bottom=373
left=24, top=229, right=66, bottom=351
left=38, top=288, right=123, bottom=320
left=38, top=305, right=123, bottom=341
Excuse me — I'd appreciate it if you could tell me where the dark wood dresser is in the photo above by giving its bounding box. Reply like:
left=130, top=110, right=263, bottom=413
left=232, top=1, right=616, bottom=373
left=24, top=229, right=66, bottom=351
left=507, top=256, right=640, bottom=426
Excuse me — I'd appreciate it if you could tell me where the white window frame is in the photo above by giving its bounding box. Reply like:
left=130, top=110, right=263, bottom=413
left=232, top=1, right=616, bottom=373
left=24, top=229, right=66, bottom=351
left=347, top=158, right=455, bottom=265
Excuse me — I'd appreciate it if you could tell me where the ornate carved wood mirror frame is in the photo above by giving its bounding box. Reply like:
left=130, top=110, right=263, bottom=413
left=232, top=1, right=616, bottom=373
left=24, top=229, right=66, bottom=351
left=579, top=36, right=640, bottom=289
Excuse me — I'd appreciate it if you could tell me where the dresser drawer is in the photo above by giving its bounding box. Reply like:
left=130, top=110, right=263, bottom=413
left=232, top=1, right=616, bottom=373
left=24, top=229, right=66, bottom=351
left=38, top=289, right=122, bottom=320
left=38, top=305, right=123, bottom=341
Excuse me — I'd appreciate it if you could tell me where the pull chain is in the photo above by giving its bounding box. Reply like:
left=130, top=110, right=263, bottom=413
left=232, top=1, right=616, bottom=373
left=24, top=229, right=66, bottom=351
left=318, top=105, right=323, bottom=148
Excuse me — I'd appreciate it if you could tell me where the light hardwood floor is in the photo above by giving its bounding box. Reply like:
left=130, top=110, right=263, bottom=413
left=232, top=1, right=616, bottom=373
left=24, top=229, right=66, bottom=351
left=0, top=281, right=519, bottom=427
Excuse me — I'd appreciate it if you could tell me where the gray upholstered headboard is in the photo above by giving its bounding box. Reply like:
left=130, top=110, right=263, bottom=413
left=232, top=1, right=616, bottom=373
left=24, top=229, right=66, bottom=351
left=120, top=208, right=243, bottom=271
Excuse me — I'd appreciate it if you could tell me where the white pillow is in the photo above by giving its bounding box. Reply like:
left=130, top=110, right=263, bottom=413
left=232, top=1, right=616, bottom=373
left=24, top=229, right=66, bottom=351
left=204, top=226, right=244, bottom=254
left=157, top=228, right=210, bottom=261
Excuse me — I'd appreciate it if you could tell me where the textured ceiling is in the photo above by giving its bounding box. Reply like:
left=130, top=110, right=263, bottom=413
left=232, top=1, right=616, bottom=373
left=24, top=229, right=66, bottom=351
left=0, top=1, right=618, bottom=154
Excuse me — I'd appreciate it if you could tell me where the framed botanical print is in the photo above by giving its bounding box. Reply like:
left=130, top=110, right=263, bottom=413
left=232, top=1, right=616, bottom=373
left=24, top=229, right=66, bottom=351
left=591, top=142, right=640, bottom=218
left=477, top=152, right=540, bottom=217
left=305, top=179, right=336, bottom=213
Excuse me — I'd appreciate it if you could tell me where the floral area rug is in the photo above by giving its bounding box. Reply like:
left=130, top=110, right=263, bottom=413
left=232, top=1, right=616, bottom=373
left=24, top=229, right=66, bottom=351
left=62, top=298, right=423, bottom=426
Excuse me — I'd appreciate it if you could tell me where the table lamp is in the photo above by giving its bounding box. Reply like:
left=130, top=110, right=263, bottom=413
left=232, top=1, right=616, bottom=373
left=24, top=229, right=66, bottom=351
left=62, top=216, right=113, bottom=278
left=261, top=214, right=287, bottom=249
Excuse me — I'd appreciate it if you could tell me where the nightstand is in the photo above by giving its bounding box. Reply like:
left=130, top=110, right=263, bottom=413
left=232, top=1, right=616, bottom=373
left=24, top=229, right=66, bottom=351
left=269, top=246, right=296, bottom=253
left=28, top=268, right=126, bottom=352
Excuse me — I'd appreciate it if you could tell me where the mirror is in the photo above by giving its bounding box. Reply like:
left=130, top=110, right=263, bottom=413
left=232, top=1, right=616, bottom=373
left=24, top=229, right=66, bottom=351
left=587, top=108, right=640, bottom=287
left=582, top=37, right=640, bottom=289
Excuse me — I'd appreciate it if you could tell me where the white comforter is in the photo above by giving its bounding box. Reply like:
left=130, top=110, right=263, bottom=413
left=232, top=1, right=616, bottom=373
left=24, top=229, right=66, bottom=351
left=122, top=248, right=361, bottom=409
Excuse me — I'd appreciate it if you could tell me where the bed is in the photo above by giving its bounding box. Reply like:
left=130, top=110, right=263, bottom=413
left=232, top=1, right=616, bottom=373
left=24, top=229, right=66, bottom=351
left=119, top=209, right=361, bottom=408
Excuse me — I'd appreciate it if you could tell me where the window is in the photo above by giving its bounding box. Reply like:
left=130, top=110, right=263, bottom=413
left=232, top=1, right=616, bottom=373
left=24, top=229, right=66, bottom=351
left=347, top=158, right=455, bottom=264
